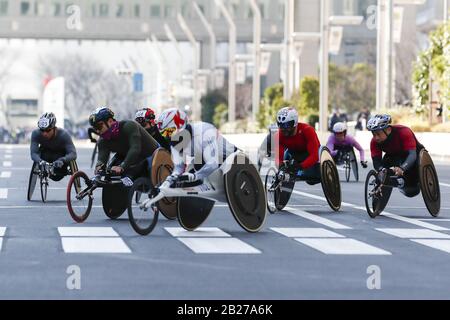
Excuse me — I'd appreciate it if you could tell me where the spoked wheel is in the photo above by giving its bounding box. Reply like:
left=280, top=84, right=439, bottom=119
left=350, top=149, right=359, bottom=182
left=67, top=171, right=94, bottom=223
left=27, top=163, right=39, bottom=201
left=344, top=156, right=351, bottom=182
left=364, top=170, right=392, bottom=218
left=128, top=177, right=159, bottom=236
left=40, top=176, right=48, bottom=203
left=265, top=167, right=280, bottom=214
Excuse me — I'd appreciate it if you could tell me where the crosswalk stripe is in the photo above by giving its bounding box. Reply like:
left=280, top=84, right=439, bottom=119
left=0, top=189, right=8, bottom=199
left=177, top=238, right=261, bottom=254
left=3, top=162, right=11, bottom=167
left=292, top=190, right=448, bottom=231
left=295, top=238, right=391, bottom=255
left=376, top=228, right=450, bottom=239
left=439, top=183, right=450, bottom=188
left=0, top=227, right=6, bottom=237
left=58, top=227, right=119, bottom=237
left=4, top=155, right=11, bottom=159
left=271, top=227, right=345, bottom=238
left=61, top=237, right=131, bottom=253
left=165, top=227, right=231, bottom=237
left=285, top=206, right=352, bottom=230
left=411, top=240, right=450, bottom=254
left=0, top=172, right=11, bottom=178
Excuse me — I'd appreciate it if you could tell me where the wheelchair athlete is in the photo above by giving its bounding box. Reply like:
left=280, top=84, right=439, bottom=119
left=90, top=107, right=159, bottom=179
left=30, top=112, right=77, bottom=181
left=326, top=122, right=367, bottom=168
left=274, top=107, right=321, bottom=185
left=158, top=108, right=237, bottom=187
left=367, top=114, right=424, bottom=197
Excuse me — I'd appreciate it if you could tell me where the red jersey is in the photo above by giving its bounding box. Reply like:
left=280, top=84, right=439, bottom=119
left=370, top=125, right=421, bottom=158
left=275, top=123, right=321, bottom=170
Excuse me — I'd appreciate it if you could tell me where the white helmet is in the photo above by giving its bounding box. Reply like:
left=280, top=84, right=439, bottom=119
left=333, top=122, right=347, bottom=134
left=157, top=108, right=188, bottom=138
left=276, top=107, right=298, bottom=129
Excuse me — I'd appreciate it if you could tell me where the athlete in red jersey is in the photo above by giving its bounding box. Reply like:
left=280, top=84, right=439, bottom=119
left=274, top=107, right=321, bottom=184
left=367, top=114, right=424, bottom=197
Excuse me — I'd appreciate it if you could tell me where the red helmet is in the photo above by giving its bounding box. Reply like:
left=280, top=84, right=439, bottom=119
left=135, top=108, right=156, bottom=126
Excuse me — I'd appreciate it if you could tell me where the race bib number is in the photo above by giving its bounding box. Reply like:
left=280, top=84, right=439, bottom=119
left=121, top=177, right=134, bottom=187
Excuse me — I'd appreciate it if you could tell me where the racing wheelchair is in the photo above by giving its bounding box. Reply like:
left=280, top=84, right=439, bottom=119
left=334, top=147, right=359, bottom=182
left=364, top=149, right=440, bottom=218
left=27, top=160, right=79, bottom=202
left=264, top=147, right=342, bottom=213
left=127, top=150, right=267, bottom=236
left=66, top=148, right=177, bottom=224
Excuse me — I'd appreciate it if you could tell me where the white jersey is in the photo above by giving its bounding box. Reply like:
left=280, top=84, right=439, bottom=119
left=170, top=122, right=236, bottom=180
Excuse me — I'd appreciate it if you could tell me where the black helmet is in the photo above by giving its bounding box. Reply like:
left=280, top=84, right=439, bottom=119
left=89, top=107, right=115, bottom=128
left=38, top=112, right=57, bottom=131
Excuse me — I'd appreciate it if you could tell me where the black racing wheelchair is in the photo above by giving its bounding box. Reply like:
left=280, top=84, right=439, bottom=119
left=334, top=147, right=359, bottom=182
left=127, top=150, right=267, bottom=236
left=27, top=160, right=79, bottom=203
left=264, top=147, right=342, bottom=213
left=364, top=149, right=440, bottom=218
left=66, top=148, right=177, bottom=224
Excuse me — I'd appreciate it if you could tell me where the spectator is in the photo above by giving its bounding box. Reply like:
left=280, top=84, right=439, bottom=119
left=355, top=106, right=371, bottom=131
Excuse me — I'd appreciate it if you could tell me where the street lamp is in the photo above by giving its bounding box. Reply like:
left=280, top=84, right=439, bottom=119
left=177, top=13, right=201, bottom=121
left=214, top=0, right=236, bottom=122
left=248, top=0, right=262, bottom=122
left=319, top=0, right=363, bottom=132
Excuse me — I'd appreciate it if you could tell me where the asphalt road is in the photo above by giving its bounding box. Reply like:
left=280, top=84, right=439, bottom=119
left=0, top=144, right=449, bottom=299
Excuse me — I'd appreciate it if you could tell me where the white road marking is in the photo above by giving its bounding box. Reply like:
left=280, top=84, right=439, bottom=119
left=0, top=227, right=6, bottom=237
left=411, top=240, right=450, bottom=254
left=177, top=238, right=261, bottom=254
left=420, top=218, right=450, bottom=221
left=285, top=206, right=352, bottom=230
left=376, top=228, right=450, bottom=239
left=271, top=227, right=345, bottom=238
left=439, top=183, right=450, bottom=188
left=0, top=189, right=8, bottom=199
left=61, top=237, right=131, bottom=253
left=295, top=238, right=391, bottom=255
left=58, top=227, right=119, bottom=237
left=165, top=227, right=231, bottom=238
left=4, top=155, right=11, bottom=159
left=3, top=162, right=11, bottom=167
left=291, top=190, right=448, bottom=231
left=0, top=172, right=11, bottom=178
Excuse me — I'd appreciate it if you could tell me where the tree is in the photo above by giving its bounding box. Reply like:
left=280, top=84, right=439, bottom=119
left=200, top=89, right=227, bottom=124
left=37, top=54, right=143, bottom=125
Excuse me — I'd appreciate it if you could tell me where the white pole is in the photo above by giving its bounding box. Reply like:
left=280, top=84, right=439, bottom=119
left=193, top=2, right=216, bottom=89
left=387, top=0, right=393, bottom=110
left=177, top=13, right=201, bottom=121
left=248, top=0, right=262, bottom=122
left=445, top=0, right=448, bottom=21
left=148, top=36, right=169, bottom=112
left=164, top=24, right=183, bottom=98
left=284, top=0, right=294, bottom=100
left=376, top=0, right=386, bottom=111
left=215, top=0, right=236, bottom=122
left=319, top=0, right=330, bottom=133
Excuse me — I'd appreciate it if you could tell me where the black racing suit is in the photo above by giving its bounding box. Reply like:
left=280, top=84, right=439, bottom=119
left=30, top=128, right=77, bottom=181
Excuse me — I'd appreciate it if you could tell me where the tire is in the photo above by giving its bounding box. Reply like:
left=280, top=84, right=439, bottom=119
left=40, top=176, right=48, bottom=203
left=67, top=171, right=93, bottom=223
left=27, top=163, right=38, bottom=201
left=364, top=170, right=392, bottom=218
left=128, top=177, right=159, bottom=236
left=350, top=149, right=359, bottom=182
left=345, top=156, right=351, bottom=182
left=265, top=167, right=279, bottom=214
